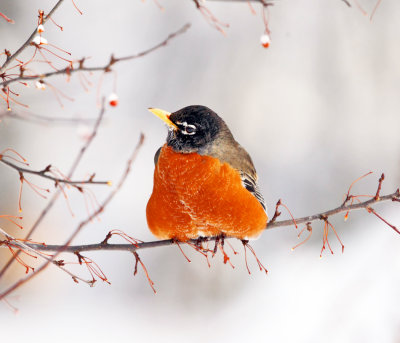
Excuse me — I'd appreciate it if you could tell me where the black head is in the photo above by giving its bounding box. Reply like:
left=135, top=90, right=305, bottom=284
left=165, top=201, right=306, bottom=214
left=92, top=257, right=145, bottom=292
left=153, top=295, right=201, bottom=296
left=166, top=105, right=226, bottom=153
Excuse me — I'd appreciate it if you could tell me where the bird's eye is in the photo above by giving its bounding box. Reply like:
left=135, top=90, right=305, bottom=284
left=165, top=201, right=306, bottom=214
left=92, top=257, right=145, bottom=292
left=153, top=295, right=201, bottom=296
left=184, top=124, right=196, bottom=135
left=175, top=121, right=197, bottom=135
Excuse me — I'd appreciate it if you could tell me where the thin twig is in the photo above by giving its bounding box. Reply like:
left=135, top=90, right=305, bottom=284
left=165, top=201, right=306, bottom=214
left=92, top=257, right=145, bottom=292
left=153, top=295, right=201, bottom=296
left=0, top=158, right=109, bottom=186
left=266, top=190, right=398, bottom=229
left=0, top=101, right=106, bottom=279
left=0, top=109, right=98, bottom=126
left=0, top=23, right=191, bottom=88
left=0, top=0, right=65, bottom=74
left=370, top=0, right=383, bottom=20
left=0, top=227, right=92, bottom=284
left=0, top=133, right=145, bottom=301
left=0, top=12, right=15, bottom=23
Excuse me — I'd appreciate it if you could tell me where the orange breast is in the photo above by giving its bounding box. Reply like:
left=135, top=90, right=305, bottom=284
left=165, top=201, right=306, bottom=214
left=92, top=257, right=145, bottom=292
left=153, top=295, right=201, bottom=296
left=146, top=145, right=268, bottom=241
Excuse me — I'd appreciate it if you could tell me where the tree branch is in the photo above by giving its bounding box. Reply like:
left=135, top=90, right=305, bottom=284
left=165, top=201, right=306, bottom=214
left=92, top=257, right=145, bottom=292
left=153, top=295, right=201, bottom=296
left=0, top=23, right=191, bottom=88
left=0, top=99, right=106, bottom=279
left=0, top=0, right=65, bottom=74
left=0, top=227, right=93, bottom=284
left=1, top=170, right=398, bottom=296
left=0, top=158, right=110, bottom=186
left=0, top=109, right=98, bottom=126
left=0, top=133, right=145, bottom=301
left=11, top=187, right=399, bottom=254
left=341, top=0, right=352, bottom=7
left=266, top=190, right=399, bottom=229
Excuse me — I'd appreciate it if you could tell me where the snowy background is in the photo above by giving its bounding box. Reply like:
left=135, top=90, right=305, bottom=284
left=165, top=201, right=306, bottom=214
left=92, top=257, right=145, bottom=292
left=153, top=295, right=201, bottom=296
left=1, top=0, right=400, bottom=342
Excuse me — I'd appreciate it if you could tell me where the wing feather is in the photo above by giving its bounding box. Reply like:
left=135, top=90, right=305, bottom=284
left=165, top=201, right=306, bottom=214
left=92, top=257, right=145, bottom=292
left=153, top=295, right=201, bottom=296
left=240, top=171, right=266, bottom=211
left=154, top=147, right=162, bottom=166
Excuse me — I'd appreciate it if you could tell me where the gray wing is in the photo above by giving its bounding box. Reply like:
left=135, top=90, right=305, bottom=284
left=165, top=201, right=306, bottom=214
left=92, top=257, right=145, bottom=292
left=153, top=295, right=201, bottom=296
left=154, top=147, right=162, bottom=165
left=240, top=171, right=266, bottom=211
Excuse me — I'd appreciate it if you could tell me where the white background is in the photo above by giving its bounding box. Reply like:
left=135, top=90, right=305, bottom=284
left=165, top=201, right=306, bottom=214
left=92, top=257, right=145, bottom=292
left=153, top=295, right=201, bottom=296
left=1, top=0, right=400, bottom=342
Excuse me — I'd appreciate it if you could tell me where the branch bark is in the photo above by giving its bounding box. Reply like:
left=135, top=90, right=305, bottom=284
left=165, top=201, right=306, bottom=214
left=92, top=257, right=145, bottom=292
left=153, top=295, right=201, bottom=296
left=0, top=227, right=92, bottom=284
left=0, top=0, right=65, bottom=74
left=0, top=158, right=109, bottom=186
left=0, top=133, right=145, bottom=301
left=13, top=188, right=399, bottom=254
left=0, top=23, right=191, bottom=88
left=0, top=100, right=106, bottom=279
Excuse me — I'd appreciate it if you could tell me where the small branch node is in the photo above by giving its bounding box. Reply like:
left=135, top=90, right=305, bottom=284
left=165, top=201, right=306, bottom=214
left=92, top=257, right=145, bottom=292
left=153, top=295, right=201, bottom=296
left=100, top=232, right=112, bottom=245
left=374, top=173, right=385, bottom=201
left=269, top=199, right=282, bottom=223
left=132, top=251, right=156, bottom=294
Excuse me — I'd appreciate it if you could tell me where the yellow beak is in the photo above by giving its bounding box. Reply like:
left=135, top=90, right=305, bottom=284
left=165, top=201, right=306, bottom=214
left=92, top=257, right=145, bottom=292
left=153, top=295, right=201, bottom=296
left=148, top=108, right=178, bottom=130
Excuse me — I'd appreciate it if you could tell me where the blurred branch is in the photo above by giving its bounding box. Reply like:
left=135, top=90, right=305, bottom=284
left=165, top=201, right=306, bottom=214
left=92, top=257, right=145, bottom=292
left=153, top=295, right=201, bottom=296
left=0, top=0, right=65, bottom=74
left=0, top=109, right=98, bottom=126
left=205, top=0, right=346, bottom=3
left=192, top=0, right=229, bottom=34
left=0, top=11, right=15, bottom=23
left=0, top=23, right=191, bottom=88
left=0, top=133, right=145, bottom=301
left=0, top=99, right=106, bottom=279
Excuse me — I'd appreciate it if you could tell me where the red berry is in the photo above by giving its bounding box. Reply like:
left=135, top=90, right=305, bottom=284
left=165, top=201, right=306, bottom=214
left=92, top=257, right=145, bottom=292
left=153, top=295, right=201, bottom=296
left=260, top=33, right=270, bottom=48
left=108, top=93, right=119, bottom=107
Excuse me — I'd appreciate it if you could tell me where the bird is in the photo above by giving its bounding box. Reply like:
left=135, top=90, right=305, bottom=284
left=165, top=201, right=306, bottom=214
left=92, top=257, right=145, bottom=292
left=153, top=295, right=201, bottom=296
left=146, top=105, right=268, bottom=242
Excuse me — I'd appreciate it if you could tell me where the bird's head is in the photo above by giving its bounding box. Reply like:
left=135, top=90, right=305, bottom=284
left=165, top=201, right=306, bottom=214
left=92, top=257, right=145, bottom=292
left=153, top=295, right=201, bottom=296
left=148, top=105, right=228, bottom=153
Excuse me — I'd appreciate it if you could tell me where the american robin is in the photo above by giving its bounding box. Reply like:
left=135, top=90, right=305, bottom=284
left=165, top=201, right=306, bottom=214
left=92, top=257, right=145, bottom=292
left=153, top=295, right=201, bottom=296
left=146, top=105, right=268, bottom=242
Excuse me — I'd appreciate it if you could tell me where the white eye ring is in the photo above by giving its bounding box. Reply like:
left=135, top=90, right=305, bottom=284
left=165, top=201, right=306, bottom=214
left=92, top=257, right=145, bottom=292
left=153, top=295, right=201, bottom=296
left=176, top=121, right=197, bottom=135
left=183, top=124, right=196, bottom=135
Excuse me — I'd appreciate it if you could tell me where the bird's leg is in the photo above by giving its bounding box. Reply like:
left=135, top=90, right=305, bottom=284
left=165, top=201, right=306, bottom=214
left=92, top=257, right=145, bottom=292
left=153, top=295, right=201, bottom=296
left=220, top=233, right=225, bottom=248
left=213, top=235, right=220, bottom=256
left=212, top=233, right=225, bottom=255
left=212, top=233, right=234, bottom=268
left=194, top=236, right=208, bottom=249
left=185, top=237, right=211, bottom=267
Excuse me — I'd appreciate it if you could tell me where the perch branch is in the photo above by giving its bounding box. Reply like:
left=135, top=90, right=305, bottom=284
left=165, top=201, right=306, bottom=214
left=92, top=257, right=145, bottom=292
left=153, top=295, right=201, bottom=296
left=265, top=190, right=399, bottom=229
left=10, top=187, right=400, bottom=254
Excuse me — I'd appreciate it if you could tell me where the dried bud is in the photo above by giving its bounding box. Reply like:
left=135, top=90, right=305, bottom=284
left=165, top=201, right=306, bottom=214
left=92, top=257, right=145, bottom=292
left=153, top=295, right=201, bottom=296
left=37, top=24, right=45, bottom=33
left=108, top=93, right=119, bottom=107
left=260, top=33, right=270, bottom=48
left=35, top=80, right=46, bottom=90
left=32, top=35, right=48, bottom=45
